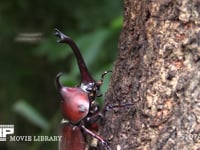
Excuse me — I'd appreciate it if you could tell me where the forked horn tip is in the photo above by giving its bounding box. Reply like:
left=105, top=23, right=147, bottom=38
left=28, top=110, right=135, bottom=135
left=54, top=28, right=61, bottom=36
left=54, top=28, right=67, bottom=43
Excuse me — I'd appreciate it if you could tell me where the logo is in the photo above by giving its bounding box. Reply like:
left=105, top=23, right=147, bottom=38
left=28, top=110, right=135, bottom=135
left=0, top=124, right=62, bottom=142
left=0, top=125, right=14, bottom=141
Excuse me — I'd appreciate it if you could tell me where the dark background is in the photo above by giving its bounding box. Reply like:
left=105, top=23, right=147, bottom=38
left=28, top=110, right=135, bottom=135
left=0, top=0, right=123, bottom=149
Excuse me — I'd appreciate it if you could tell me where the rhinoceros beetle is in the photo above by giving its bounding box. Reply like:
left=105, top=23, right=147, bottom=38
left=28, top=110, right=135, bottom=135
left=54, top=29, right=112, bottom=150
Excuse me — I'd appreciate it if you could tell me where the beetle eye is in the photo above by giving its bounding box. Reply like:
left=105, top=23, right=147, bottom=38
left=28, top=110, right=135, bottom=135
left=86, top=87, right=92, bottom=92
left=80, top=82, right=95, bottom=93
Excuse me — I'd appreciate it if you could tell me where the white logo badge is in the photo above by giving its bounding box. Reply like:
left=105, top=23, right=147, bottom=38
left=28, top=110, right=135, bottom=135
left=0, top=125, right=14, bottom=141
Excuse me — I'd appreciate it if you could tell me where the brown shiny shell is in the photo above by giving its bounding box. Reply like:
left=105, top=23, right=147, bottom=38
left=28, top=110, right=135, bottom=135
left=59, top=121, right=86, bottom=150
left=60, top=87, right=89, bottom=124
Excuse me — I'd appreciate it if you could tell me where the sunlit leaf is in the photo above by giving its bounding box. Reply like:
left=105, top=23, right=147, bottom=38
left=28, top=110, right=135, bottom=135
left=13, top=100, right=50, bottom=130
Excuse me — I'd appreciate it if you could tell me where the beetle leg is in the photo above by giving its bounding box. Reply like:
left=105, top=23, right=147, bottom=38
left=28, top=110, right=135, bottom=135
left=86, top=112, right=104, bottom=125
left=105, top=103, right=134, bottom=111
left=100, top=70, right=112, bottom=83
left=97, top=93, right=103, bottom=97
left=96, top=71, right=112, bottom=86
left=81, top=125, right=111, bottom=150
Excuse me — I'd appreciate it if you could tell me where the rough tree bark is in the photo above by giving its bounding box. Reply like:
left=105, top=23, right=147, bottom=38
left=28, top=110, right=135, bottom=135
left=100, top=0, right=200, bottom=150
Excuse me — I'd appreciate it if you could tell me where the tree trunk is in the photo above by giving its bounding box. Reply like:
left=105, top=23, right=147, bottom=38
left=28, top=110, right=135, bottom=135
left=100, top=0, right=200, bottom=149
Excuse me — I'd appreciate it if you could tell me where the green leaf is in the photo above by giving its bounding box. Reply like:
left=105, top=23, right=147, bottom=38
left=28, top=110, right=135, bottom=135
left=110, top=15, right=123, bottom=29
left=13, top=100, right=50, bottom=130
left=76, top=28, right=110, bottom=67
left=35, top=37, right=71, bottom=62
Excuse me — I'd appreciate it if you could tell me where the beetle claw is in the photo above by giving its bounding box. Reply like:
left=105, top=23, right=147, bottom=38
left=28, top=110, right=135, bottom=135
left=99, top=70, right=112, bottom=85
left=102, top=140, right=111, bottom=150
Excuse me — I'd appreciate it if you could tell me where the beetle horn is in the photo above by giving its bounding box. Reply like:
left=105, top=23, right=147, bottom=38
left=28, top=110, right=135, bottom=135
left=54, top=28, right=94, bottom=84
left=55, top=72, right=63, bottom=90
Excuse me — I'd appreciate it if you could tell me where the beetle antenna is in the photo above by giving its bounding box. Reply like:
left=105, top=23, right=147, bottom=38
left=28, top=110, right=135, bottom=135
left=54, top=28, right=94, bottom=85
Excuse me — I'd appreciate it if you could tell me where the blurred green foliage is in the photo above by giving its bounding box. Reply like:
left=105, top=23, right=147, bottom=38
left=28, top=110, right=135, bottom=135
left=0, top=0, right=123, bottom=149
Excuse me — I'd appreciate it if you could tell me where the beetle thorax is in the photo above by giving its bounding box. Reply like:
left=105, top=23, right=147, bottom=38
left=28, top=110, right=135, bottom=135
left=60, top=87, right=90, bottom=124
